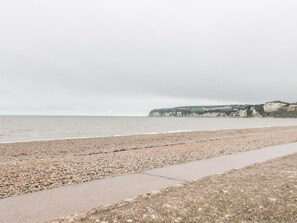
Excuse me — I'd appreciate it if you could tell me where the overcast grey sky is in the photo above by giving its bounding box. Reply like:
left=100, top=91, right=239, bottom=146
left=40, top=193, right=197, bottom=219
left=1, top=0, right=297, bottom=115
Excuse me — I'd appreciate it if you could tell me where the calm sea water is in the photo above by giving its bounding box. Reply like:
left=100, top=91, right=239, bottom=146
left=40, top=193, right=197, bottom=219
left=1, top=116, right=297, bottom=143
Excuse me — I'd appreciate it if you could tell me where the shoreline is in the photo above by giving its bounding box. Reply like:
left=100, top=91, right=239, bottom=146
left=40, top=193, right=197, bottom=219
left=0, top=124, right=295, bottom=145
left=1, top=126, right=297, bottom=199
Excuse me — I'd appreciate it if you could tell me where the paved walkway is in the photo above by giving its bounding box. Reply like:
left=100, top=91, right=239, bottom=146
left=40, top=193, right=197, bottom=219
left=1, top=143, right=297, bottom=223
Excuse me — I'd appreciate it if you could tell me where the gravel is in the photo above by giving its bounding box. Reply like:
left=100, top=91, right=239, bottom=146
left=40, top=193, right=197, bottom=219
left=1, top=126, right=297, bottom=199
left=54, top=152, right=297, bottom=223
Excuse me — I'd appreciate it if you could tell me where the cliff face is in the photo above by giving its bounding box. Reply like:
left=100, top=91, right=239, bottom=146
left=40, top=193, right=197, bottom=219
left=149, top=101, right=297, bottom=118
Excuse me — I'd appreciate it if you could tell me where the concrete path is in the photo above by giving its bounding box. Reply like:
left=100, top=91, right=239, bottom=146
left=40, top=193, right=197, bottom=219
left=1, top=143, right=297, bottom=223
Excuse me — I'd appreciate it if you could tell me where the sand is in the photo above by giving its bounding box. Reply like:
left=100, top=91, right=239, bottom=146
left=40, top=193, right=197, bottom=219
left=1, top=126, right=297, bottom=199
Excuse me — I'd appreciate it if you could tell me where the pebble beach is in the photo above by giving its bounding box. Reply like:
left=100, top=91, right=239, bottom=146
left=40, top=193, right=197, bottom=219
left=1, top=126, right=297, bottom=199
left=55, top=152, right=297, bottom=223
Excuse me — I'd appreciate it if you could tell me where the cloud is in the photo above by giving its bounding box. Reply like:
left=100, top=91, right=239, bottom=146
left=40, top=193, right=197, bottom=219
left=1, top=0, right=297, bottom=115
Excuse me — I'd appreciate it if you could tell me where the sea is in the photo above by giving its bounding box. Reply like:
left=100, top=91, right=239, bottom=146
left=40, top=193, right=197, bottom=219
left=1, top=116, right=297, bottom=143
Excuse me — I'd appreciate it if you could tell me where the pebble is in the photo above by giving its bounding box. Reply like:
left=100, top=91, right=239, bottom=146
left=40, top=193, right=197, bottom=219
left=2, top=126, right=297, bottom=200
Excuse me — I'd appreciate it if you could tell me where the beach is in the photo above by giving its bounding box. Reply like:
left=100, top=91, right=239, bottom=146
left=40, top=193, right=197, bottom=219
left=54, top=151, right=297, bottom=223
left=1, top=126, right=297, bottom=199
left=2, top=0, right=297, bottom=222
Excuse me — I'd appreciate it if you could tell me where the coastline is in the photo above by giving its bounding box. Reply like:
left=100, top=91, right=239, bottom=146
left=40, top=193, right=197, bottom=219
left=0, top=124, right=294, bottom=145
left=2, top=116, right=297, bottom=144
left=1, top=126, right=297, bottom=199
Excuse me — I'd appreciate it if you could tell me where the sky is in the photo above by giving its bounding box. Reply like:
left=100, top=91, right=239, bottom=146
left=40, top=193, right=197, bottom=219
left=1, top=0, right=297, bottom=116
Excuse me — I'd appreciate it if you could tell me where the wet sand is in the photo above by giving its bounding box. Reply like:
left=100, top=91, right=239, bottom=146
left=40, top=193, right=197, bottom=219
left=1, top=126, right=297, bottom=199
